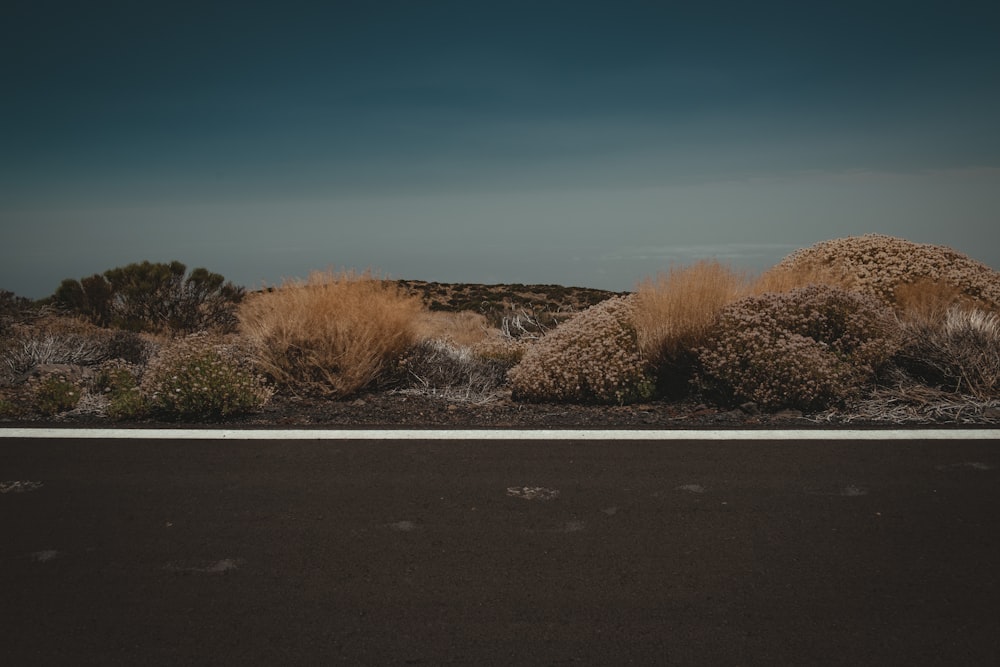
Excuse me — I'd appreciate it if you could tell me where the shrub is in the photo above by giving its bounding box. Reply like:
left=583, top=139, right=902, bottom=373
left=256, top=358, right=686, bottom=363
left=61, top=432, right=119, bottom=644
left=34, top=375, right=82, bottom=416
left=697, top=285, right=898, bottom=411
left=142, top=334, right=273, bottom=421
left=238, top=271, right=425, bottom=398
left=770, top=234, right=1000, bottom=309
left=395, top=339, right=512, bottom=401
left=2, top=316, right=112, bottom=383
left=52, top=261, right=245, bottom=333
left=634, top=260, right=748, bottom=396
left=0, top=290, right=37, bottom=334
left=509, top=295, right=654, bottom=405
left=94, top=360, right=148, bottom=420
left=895, top=308, right=1000, bottom=399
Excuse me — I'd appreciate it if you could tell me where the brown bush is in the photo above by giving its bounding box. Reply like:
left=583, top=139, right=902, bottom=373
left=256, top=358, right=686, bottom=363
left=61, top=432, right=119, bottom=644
left=770, top=234, right=1000, bottom=309
left=509, top=296, right=654, bottom=405
left=697, top=285, right=898, bottom=411
left=238, top=271, right=425, bottom=398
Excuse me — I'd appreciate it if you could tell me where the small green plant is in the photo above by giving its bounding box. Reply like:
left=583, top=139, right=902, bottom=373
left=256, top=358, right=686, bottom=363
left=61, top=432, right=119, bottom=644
left=94, top=362, right=148, bottom=420
left=509, top=295, right=655, bottom=405
left=34, top=376, right=82, bottom=416
left=142, top=335, right=273, bottom=421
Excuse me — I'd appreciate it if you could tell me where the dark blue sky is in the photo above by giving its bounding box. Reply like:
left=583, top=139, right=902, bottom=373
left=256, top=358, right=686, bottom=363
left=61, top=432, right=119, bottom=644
left=3, top=0, right=999, bottom=296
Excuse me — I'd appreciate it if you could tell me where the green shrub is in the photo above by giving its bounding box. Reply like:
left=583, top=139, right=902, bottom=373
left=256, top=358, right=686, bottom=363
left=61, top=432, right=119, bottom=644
left=142, top=334, right=273, bottom=421
left=697, top=285, right=898, bottom=411
left=509, top=295, right=654, bottom=405
left=52, top=261, right=244, bottom=333
left=34, top=375, right=82, bottom=416
left=94, top=361, right=148, bottom=420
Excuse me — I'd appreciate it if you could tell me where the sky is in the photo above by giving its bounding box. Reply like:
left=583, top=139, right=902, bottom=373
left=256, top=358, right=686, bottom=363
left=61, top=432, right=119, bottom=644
left=2, top=0, right=999, bottom=298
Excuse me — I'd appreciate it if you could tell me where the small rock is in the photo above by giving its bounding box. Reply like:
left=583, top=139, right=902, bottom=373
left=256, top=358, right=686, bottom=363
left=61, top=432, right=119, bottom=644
left=773, top=409, right=803, bottom=420
left=350, top=399, right=366, bottom=407
left=739, top=401, right=760, bottom=415
left=446, top=404, right=458, bottom=412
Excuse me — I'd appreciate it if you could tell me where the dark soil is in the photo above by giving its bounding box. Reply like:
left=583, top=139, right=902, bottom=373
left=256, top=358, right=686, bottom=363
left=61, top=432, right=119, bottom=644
left=7, top=391, right=949, bottom=430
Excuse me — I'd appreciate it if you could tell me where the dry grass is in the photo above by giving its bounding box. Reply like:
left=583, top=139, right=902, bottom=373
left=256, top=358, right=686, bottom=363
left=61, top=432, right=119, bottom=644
left=237, top=271, right=425, bottom=398
left=896, top=307, right=1000, bottom=399
left=634, top=260, right=749, bottom=369
left=751, top=262, right=857, bottom=295
left=413, top=310, right=492, bottom=347
left=893, top=278, right=978, bottom=324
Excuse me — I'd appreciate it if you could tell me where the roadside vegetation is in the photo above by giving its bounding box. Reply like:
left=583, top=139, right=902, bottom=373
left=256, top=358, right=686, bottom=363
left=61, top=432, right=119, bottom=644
left=2, top=234, right=999, bottom=423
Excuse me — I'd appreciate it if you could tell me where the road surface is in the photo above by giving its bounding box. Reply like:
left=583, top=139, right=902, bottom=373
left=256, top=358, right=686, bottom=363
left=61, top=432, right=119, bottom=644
left=2, top=434, right=998, bottom=665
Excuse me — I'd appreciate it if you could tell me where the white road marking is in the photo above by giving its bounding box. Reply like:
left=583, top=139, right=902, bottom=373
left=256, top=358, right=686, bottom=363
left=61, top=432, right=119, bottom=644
left=1, top=428, right=998, bottom=440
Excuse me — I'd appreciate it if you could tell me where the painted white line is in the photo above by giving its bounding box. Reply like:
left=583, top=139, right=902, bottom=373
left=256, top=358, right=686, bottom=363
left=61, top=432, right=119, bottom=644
left=0, top=428, right=998, bottom=440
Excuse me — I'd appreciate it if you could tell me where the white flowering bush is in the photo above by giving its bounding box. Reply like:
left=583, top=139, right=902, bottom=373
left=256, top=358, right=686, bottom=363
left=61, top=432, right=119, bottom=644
left=142, top=334, right=273, bottom=421
left=509, top=296, right=654, bottom=405
left=697, top=285, right=898, bottom=411
left=770, top=234, right=1000, bottom=309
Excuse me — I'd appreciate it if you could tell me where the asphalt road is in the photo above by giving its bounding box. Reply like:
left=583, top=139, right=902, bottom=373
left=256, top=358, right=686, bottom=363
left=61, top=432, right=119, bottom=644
left=2, top=436, right=999, bottom=666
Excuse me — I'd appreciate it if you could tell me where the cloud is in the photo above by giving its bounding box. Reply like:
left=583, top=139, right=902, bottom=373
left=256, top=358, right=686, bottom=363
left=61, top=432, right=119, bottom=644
left=602, top=243, right=799, bottom=264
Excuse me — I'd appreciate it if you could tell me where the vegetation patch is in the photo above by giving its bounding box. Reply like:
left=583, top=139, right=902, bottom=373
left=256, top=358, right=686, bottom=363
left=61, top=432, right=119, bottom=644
left=238, top=271, right=424, bottom=398
left=697, top=285, right=898, bottom=411
left=509, top=295, right=654, bottom=405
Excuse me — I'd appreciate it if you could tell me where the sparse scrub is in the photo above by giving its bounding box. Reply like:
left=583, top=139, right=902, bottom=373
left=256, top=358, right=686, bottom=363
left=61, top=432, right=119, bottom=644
left=142, top=334, right=272, bottom=421
left=33, top=374, right=82, bottom=416
left=697, top=285, right=898, bottom=411
left=634, top=260, right=748, bottom=396
left=238, top=271, right=425, bottom=398
left=413, top=310, right=491, bottom=347
left=94, top=360, right=148, bottom=420
left=395, top=339, right=511, bottom=402
left=2, top=316, right=112, bottom=383
left=509, top=295, right=654, bottom=405
left=895, top=308, right=1000, bottom=399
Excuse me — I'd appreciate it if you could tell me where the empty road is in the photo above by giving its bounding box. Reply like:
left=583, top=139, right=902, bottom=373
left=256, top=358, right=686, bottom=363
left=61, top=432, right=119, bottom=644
left=2, top=432, right=998, bottom=665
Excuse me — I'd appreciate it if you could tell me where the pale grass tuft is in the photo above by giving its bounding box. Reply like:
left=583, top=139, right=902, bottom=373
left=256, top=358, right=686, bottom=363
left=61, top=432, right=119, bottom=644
left=634, top=260, right=749, bottom=369
left=896, top=307, right=1000, bottom=399
left=238, top=270, right=425, bottom=398
left=413, top=310, right=492, bottom=347
left=752, top=262, right=857, bottom=295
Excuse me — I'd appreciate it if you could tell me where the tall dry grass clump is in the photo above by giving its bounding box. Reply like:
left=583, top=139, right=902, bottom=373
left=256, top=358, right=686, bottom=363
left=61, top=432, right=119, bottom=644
left=238, top=271, right=425, bottom=397
left=633, top=260, right=748, bottom=395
